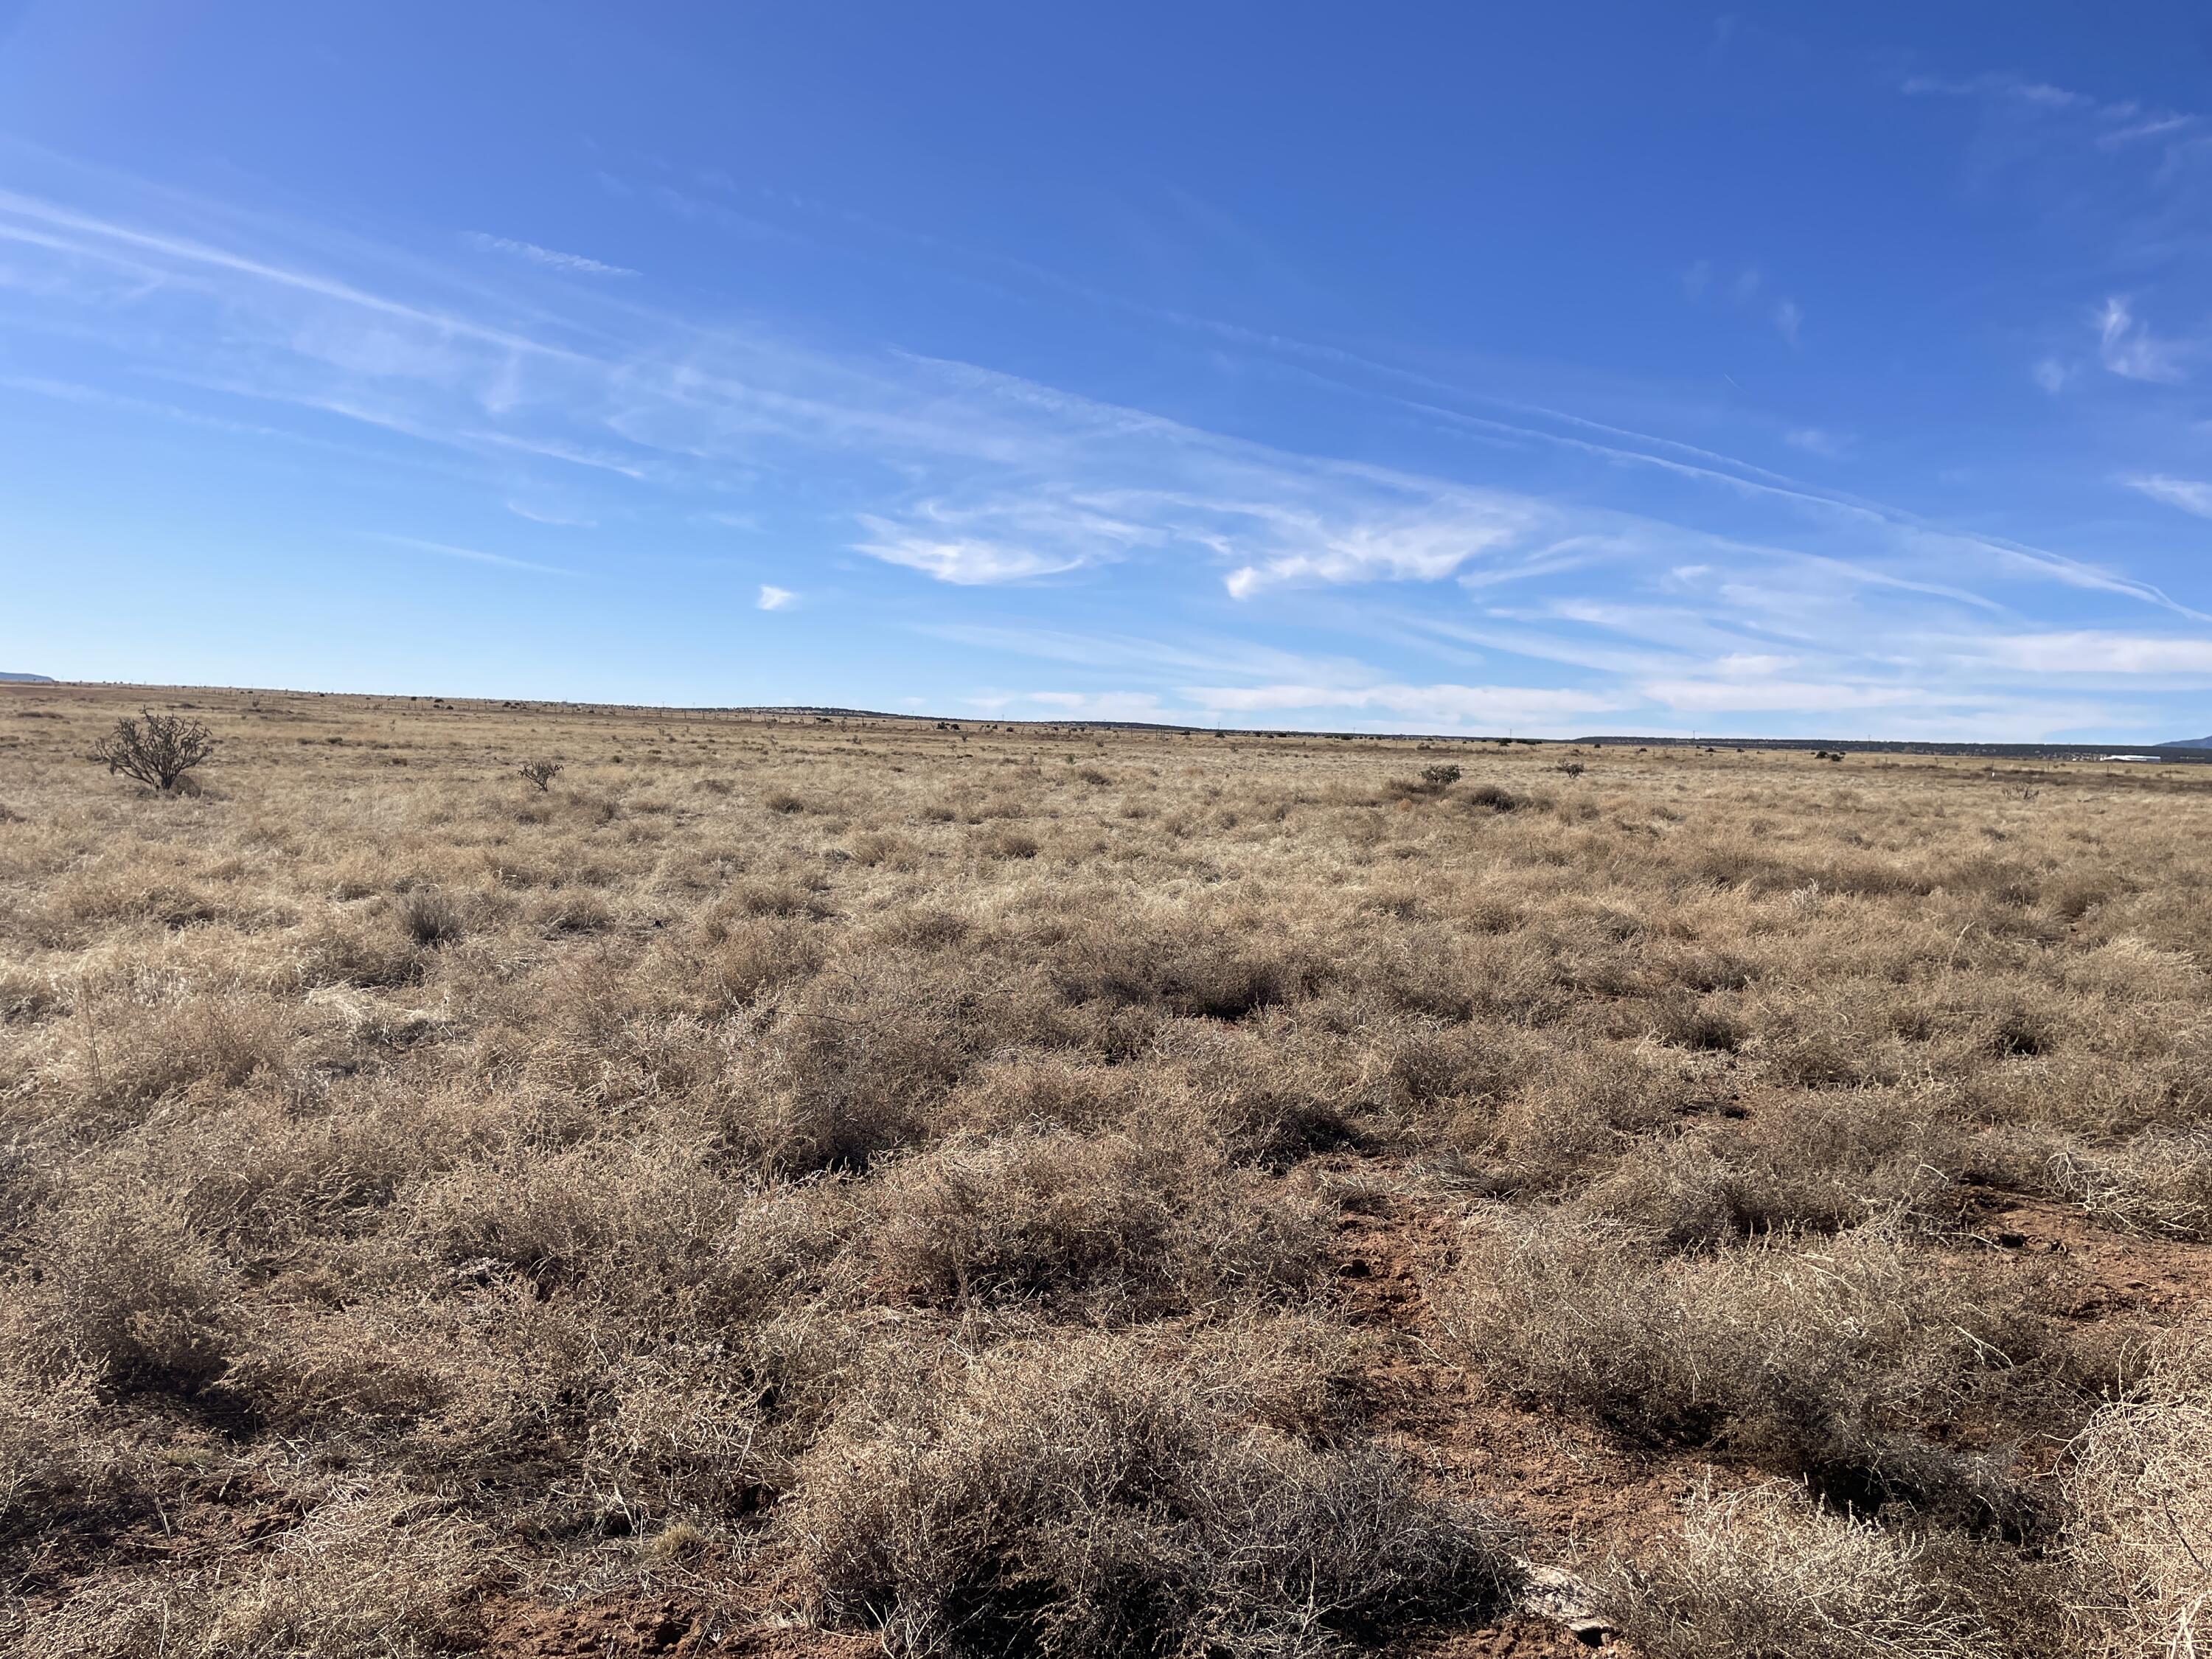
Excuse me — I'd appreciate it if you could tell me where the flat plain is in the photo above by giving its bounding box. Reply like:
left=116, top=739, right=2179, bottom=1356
left=3, top=683, right=2208, bottom=1658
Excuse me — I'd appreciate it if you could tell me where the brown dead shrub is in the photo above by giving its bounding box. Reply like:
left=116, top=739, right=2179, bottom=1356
left=1598, top=1481, right=2002, bottom=1659
left=1046, top=914, right=1321, bottom=1023
left=15, top=1190, right=236, bottom=1394
left=2065, top=1332, right=2212, bottom=1658
left=1447, top=1217, right=2054, bottom=1525
left=858, top=1127, right=1323, bottom=1315
left=790, top=1335, right=1517, bottom=1658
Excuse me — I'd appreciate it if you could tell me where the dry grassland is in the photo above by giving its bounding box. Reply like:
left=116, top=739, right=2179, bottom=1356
left=3, top=683, right=2210, bottom=1658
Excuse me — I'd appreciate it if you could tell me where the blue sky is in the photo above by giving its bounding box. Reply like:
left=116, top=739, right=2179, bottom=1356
left=4, top=2, right=2212, bottom=739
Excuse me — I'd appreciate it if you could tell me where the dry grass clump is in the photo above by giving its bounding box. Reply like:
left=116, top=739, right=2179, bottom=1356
left=205, top=1485, right=494, bottom=1658
left=394, top=885, right=465, bottom=947
left=24, top=1482, right=497, bottom=1659
left=1583, top=1089, right=1961, bottom=1245
left=1439, top=1039, right=1694, bottom=1194
left=753, top=959, right=1039, bottom=1170
left=13, top=1189, right=237, bottom=1394
left=1449, top=1217, right=2052, bottom=1523
left=790, top=1334, right=1516, bottom=1658
left=2045, top=1129, right=2212, bottom=1240
left=54, top=978, right=311, bottom=1116
left=1597, top=1481, right=2000, bottom=1659
left=2065, top=1334, right=2212, bottom=1657
left=858, top=1126, right=1323, bottom=1314
left=1043, top=910, right=1321, bottom=1023
left=0, top=1357, right=103, bottom=1523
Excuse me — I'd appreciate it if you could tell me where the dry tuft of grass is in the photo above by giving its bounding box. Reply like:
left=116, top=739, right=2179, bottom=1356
left=2065, top=1334, right=2212, bottom=1658
left=791, top=1334, right=1516, bottom=1658
left=858, top=1125, right=1323, bottom=1315
left=1597, top=1482, right=2000, bottom=1659
left=1448, top=1217, right=2058, bottom=1525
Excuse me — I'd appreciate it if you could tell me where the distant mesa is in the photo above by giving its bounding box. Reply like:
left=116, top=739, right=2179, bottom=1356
left=0, top=672, right=55, bottom=684
left=2163, top=734, right=2212, bottom=748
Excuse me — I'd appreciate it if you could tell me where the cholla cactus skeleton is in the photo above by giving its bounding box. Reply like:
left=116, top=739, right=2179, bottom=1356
left=91, top=709, right=217, bottom=792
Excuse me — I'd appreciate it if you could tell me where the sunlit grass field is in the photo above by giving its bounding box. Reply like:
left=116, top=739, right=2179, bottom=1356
left=4, top=683, right=2208, bottom=1657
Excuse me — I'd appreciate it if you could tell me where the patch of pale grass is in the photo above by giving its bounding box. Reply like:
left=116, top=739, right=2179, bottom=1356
left=1599, top=1481, right=1997, bottom=1659
left=2066, top=1334, right=2212, bottom=1658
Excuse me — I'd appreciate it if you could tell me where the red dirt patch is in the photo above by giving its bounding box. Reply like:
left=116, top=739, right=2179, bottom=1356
left=479, top=1597, right=877, bottom=1658
left=1961, top=1187, right=2212, bottom=1322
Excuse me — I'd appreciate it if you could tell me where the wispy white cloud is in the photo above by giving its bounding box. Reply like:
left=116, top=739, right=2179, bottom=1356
left=2031, top=357, right=2070, bottom=394
left=757, top=583, right=796, bottom=610
left=2097, top=296, right=2188, bottom=382
left=1783, top=426, right=1848, bottom=458
left=1902, top=72, right=2090, bottom=112
left=1971, top=630, right=2212, bottom=674
left=505, top=501, right=597, bottom=526
left=1026, top=689, right=1168, bottom=720
left=1901, top=70, right=2197, bottom=145
left=2124, top=473, right=2212, bottom=517
left=919, top=623, right=1353, bottom=684
left=2098, top=114, right=2196, bottom=150
left=4, top=151, right=2207, bottom=740
left=1902, top=72, right=2194, bottom=164
left=855, top=515, right=1099, bottom=585
left=463, top=232, right=639, bottom=277
left=1274, top=355, right=2199, bottom=616
left=0, top=185, right=580, bottom=363
left=371, top=534, right=574, bottom=576
left=1180, top=680, right=1621, bottom=729
left=8, top=161, right=2179, bottom=627
left=1640, top=677, right=1935, bottom=713
left=1220, top=496, right=1543, bottom=597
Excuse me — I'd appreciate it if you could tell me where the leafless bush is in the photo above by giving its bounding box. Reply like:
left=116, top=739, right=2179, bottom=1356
left=2044, top=1129, right=2212, bottom=1239
left=790, top=1336, right=1517, bottom=1657
left=1388, top=765, right=1462, bottom=798
left=2065, top=1333, right=2212, bottom=1657
left=858, top=1127, right=1323, bottom=1315
left=1598, top=1481, right=1998, bottom=1659
left=516, top=758, right=563, bottom=792
left=201, top=1484, right=495, bottom=1658
left=1447, top=1217, right=2048, bottom=1523
left=90, top=709, right=216, bottom=791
